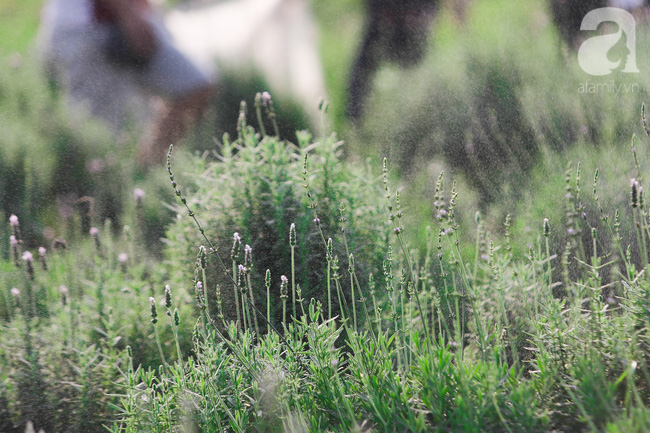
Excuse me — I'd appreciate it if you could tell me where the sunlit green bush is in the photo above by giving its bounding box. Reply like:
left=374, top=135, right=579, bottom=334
left=165, top=100, right=389, bottom=328
left=115, top=108, right=650, bottom=433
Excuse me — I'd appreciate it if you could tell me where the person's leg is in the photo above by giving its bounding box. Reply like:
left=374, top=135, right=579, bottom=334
left=137, top=82, right=214, bottom=166
left=134, top=14, right=216, bottom=167
left=346, top=13, right=384, bottom=123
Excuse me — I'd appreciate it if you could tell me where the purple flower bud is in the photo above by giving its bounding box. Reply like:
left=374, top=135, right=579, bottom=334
left=9, top=214, right=18, bottom=227
left=90, top=227, right=99, bottom=236
left=631, top=178, right=640, bottom=208
left=543, top=218, right=550, bottom=237
left=149, top=296, right=158, bottom=324
left=22, top=251, right=33, bottom=262
left=133, top=188, right=146, bottom=200
left=164, top=285, right=172, bottom=308
left=10, top=287, right=19, bottom=297
left=280, top=275, right=288, bottom=296
left=289, top=223, right=296, bottom=246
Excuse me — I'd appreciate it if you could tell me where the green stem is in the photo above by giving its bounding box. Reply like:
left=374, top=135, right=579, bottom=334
left=201, top=268, right=209, bottom=315
left=327, top=259, right=332, bottom=320
left=334, top=278, right=349, bottom=325
left=232, top=261, right=241, bottom=330
left=170, top=317, right=183, bottom=364
left=242, top=289, right=252, bottom=334
left=448, top=234, right=486, bottom=359
left=291, top=245, right=296, bottom=321
left=395, top=232, right=430, bottom=341
left=371, top=290, right=380, bottom=333
left=247, top=275, right=259, bottom=337
left=350, top=270, right=357, bottom=331
left=153, top=325, right=168, bottom=372
left=255, top=98, right=267, bottom=137
left=545, top=237, right=552, bottom=297
left=282, top=296, right=287, bottom=330
left=636, top=208, right=649, bottom=267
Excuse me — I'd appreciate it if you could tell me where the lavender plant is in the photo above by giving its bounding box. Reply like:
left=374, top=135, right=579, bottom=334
left=111, top=102, right=650, bottom=433
left=164, top=97, right=388, bottom=330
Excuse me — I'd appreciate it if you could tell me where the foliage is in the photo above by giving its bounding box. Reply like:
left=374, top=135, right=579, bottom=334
left=0, top=215, right=194, bottom=433
left=164, top=98, right=389, bottom=329
left=0, top=0, right=43, bottom=56
left=112, top=120, right=650, bottom=431
left=3, top=97, right=650, bottom=431
left=0, top=54, right=135, bottom=245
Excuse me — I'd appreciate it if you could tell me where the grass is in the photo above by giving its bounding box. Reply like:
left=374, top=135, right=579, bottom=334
left=346, top=0, right=650, bottom=227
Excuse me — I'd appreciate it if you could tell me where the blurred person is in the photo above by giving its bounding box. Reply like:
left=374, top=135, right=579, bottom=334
left=550, top=0, right=607, bottom=47
left=38, top=0, right=215, bottom=167
left=345, top=0, right=441, bottom=123
left=551, top=0, right=648, bottom=48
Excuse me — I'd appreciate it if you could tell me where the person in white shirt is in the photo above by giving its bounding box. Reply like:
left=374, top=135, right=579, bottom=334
left=39, top=0, right=216, bottom=167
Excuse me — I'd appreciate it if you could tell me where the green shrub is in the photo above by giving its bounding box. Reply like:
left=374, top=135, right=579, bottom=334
left=0, top=215, right=195, bottom=433
left=164, top=101, right=389, bottom=329
left=0, top=52, right=190, bottom=256
left=116, top=125, right=650, bottom=432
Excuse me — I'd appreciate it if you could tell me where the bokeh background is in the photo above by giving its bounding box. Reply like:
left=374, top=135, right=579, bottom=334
left=1, top=0, right=649, bottom=261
